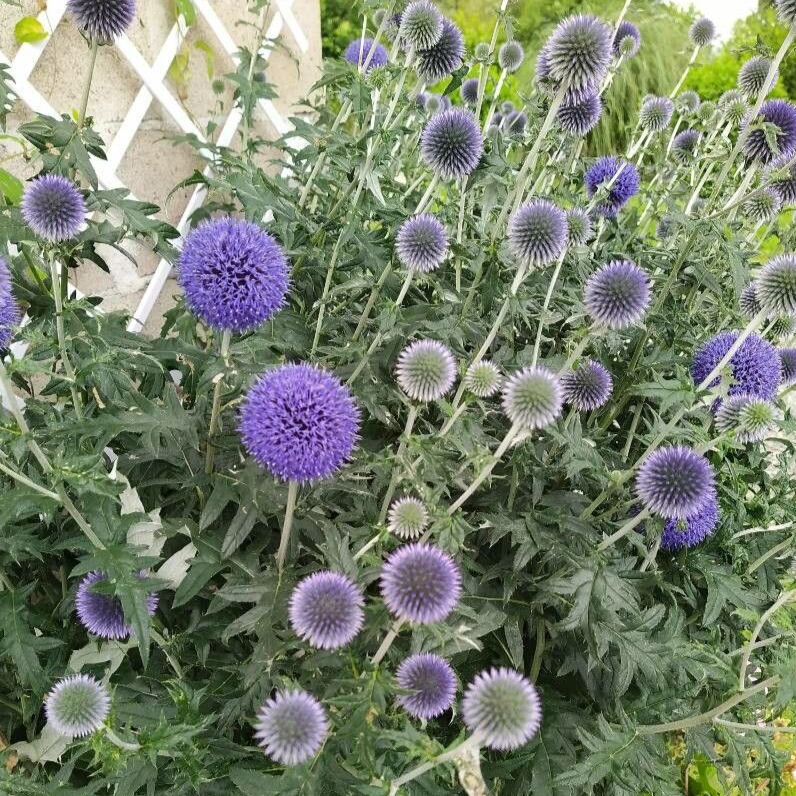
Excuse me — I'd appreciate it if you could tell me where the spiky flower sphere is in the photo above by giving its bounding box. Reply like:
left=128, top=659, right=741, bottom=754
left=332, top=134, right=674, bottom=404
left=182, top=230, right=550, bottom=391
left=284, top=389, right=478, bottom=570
left=535, top=44, right=554, bottom=94
left=561, top=360, right=613, bottom=411
left=507, top=200, right=568, bottom=266
left=239, top=363, right=359, bottom=483
left=502, top=366, right=563, bottom=430
left=757, top=254, right=796, bottom=316
left=660, top=492, right=720, bottom=550
left=420, top=107, right=484, bottom=179
left=768, top=154, right=796, bottom=205
left=776, top=0, right=796, bottom=25
left=557, top=92, right=602, bottom=137
left=779, top=347, right=796, bottom=384
left=502, top=100, right=516, bottom=114
left=21, top=174, right=87, bottom=242
left=503, top=111, right=528, bottom=136
left=460, top=77, right=479, bottom=106
left=380, top=543, right=461, bottom=624
left=671, top=129, right=700, bottom=163
left=656, top=215, right=677, bottom=241
left=612, top=20, right=641, bottom=57
left=416, top=18, right=464, bottom=83
left=76, top=571, right=158, bottom=640
left=739, top=56, right=777, bottom=98
left=462, top=668, right=542, bottom=751
left=565, top=208, right=592, bottom=246
left=67, top=0, right=136, bottom=41
left=288, top=571, right=364, bottom=650
left=677, top=89, right=701, bottom=114
left=584, top=260, right=651, bottom=328
left=584, top=156, right=640, bottom=217
left=396, top=653, right=457, bottom=719
left=744, top=100, right=796, bottom=165
left=720, top=89, right=748, bottom=125
left=387, top=497, right=430, bottom=540
left=399, top=1, right=443, bottom=51
left=636, top=446, right=715, bottom=520
left=178, top=218, right=289, bottom=332
left=740, top=282, right=762, bottom=319
left=488, top=112, right=504, bottom=131
left=639, top=96, right=674, bottom=132
left=771, top=315, right=796, bottom=341
left=689, top=17, right=716, bottom=48
left=423, top=93, right=445, bottom=115
left=396, top=340, right=457, bottom=402
left=464, top=360, right=502, bottom=398
left=698, top=101, right=717, bottom=124
left=254, top=691, right=327, bottom=766
left=716, top=394, right=778, bottom=443
left=344, top=38, right=388, bottom=71
left=396, top=214, right=448, bottom=273
left=45, top=675, right=110, bottom=737
left=474, top=41, right=491, bottom=61
left=744, top=186, right=782, bottom=223
left=546, top=14, right=612, bottom=96
left=0, top=258, right=19, bottom=351
left=498, top=40, right=525, bottom=73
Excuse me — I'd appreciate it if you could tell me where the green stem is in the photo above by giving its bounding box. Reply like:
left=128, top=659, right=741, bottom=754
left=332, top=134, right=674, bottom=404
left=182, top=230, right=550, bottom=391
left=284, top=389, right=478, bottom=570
left=530, top=616, right=545, bottom=682
left=276, top=480, right=299, bottom=573
left=0, top=456, right=60, bottom=501
left=105, top=727, right=140, bottom=752
left=378, top=405, right=419, bottom=524
left=352, top=260, right=394, bottom=341
left=49, top=255, right=83, bottom=418
left=204, top=329, right=232, bottom=475
left=78, top=39, right=99, bottom=126
left=531, top=251, right=566, bottom=366
left=597, top=508, right=649, bottom=551
left=738, top=590, right=795, bottom=691
left=372, top=618, right=403, bottom=667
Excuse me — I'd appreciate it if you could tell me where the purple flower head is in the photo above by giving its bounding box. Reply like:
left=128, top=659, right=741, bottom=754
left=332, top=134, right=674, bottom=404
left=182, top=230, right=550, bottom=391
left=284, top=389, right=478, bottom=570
left=584, top=260, right=651, bottom=328
left=502, top=365, right=563, bottom=430
left=503, top=111, right=528, bottom=136
left=716, top=394, right=778, bottom=443
left=289, top=571, right=364, bottom=650
left=557, top=92, right=602, bottom=137
left=671, top=129, right=700, bottom=163
left=776, top=0, right=796, bottom=25
left=779, top=347, right=796, bottom=384
left=423, top=93, right=447, bottom=115
left=612, top=20, right=641, bottom=57
left=689, top=17, right=715, bottom=47
left=498, top=41, right=525, bottom=73
left=21, top=175, right=87, bottom=242
left=0, top=258, right=19, bottom=351
left=639, top=96, right=674, bottom=132
left=768, top=153, right=796, bottom=205
left=507, top=199, right=568, bottom=266
left=387, top=496, right=429, bottom=539
left=420, top=107, right=483, bottom=179
left=239, top=363, right=360, bottom=483
left=254, top=691, right=327, bottom=766
left=416, top=18, right=464, bottom=83
left=636, top=445, right=715, bottom=520
left=740, top=282, right=762, bottom=319
left=344, top=38, right=388, bottom=71
left=45, top=674, right=110, bottom=737
left=720, top=89, right=748, bottom=125
left=501, top=100, right=516, bottom=114
left=661, top=491, right=719, bottom=550
left=396, top=653, right=456, bottom=719
left=396, top=339, right=456, bottom=402
left=744, top=186, right=781, bottom=223
left=460, top=78, right=480, bottom=106
left=677, top=90, right=701, bottom=113
left=399, top=1, right=443, bottom=51
left=584, top=156, right=640, bottom=217
left=67, top=0, right=136, bottom=41
left=566, top=208, right=593, bottom=245
left=464, top=360, right=502, bottom=398
left=178, top=218, right=290, bottom=333
left=546, top=14, right=612, bottom=96
left=744, top=100, right=796, bottom=165
left=757, top=254, right=796, bottom=316
left=396, top=214, right=448, bottom=273
left=561, top=359, right=613, bottom=411
left=739, top=56, right=777, bottom=98
left=76, top=571, right=158, bottom=640
left=535, top=44, right=554, bottom=94
left=380, top=543, right=461, bottom=624
left=463, top=667, right=542, bottom=751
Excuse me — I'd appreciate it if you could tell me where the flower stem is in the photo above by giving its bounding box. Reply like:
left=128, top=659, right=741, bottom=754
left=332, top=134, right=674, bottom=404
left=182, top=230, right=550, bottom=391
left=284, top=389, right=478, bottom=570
left=276, top=480, right=299, bottom=573
left=78, top=39, right=99, bottom=126
left=105, top=727, right=140, bottom=752
left=414, top=174, right=440, bottom=215
left=372, top=618, right=403, bottom=666
left=596, top=507, right=649, bottom=551
left=204, top=329, right=232, bottom=475
left=352, top=260, right=394, bottom=341
left=378, top=405, right=419, bottom=524
left=531, top=250, right=566, bottom=366
left=389, top=734, right=483, bottom=793
left=48, top=256, right=83, bottom=418
left=0, top=455, right=60, bottom=501
left=668, top=45, right=699, bottom=99
left=482, top=68, right=507, bottom=133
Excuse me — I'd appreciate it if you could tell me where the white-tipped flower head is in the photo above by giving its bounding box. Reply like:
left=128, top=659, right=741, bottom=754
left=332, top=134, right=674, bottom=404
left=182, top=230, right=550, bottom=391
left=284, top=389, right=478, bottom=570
left=498, top=41, right=524, bottom=73
left=546, top=14, right=612, bottom=95
left=740, top=282, right=762, bottom=319
left=639, top=96, right=674, bottom=132
left=566, top=208, right=593, bottom=245
left=776, top=0, right=796, bottom=25
left=757, top=254, right=796, bottom=316
left=396, top=214, right=449, bottom=273
left=715, top=394, right=779, bottom=443
left=396, top=340, right=457, bottom=402
left=45, top=675, right=110, bottom=737
left=744, top=186, right=782, bottom=224
left=720, top=89, right=748, bottom=125
left=689, top=17, right=715, bottom=48
left=502, top=366, right=563, bottom=430
left=400, top=1, right=443, bottom=51
left=464, top=360, right=502, bottom=398
left=507, top=199, right=568, bottom=266
left=387, top=497, right=430, bottom=540
left=738, top=55, right=777, bottom=99
left=474, top=41, right=491, bottom=61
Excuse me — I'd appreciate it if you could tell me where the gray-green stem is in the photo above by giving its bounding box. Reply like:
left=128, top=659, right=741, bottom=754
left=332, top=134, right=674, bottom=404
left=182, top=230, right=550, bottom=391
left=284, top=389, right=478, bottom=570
left=378, top=405, right=419, bottom=524
left=49, top=256, right=83, bottom=418
left=276, top=480, right=299, bottom=573
left=738, top=590, right=795, bottom=692
left=78, top=39, right=99, bottom=125
left=204, top=329, right=232, bottom=474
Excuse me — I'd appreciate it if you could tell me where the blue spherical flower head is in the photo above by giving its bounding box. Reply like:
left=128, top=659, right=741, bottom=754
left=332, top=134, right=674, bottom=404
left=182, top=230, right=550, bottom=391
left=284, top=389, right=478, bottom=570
left=0, top=257, right=19, bottom=351
left=239, top=363, right=359, bottom=483
left=502, top=101, right=516, bottom=115
left=396, top=653, right=456, bottom=719
left=399, top=1, right=443, bottom=51
left=396, top=214, right=448, bottom=273
left=178, top=218, right=290, bottom=333
left=76, top=571, right=158, bottom=640
left=503, top=111, right=528, bottom=137
left=612, top=20, right=641, bottom=57
left=779, top=347, right=796, bottom=384
left=584, top=260, right=650, bottom=329
left=344, top=38, right=388, bottom=71
left=740, top=282, right=761, bottom=319
left=463, top=667, right=542, bottom=751
left=739, top=56, right=777, bottom=98
left=671, top=129, right=700, bottom=164
left=636, top=446, right=715, bottom=520
left=254, top=691, right=327, bottom=766
left=561, top=359, right=613, bottom=411
left=557, top=92, right=602, bottom=137
left=289, top=571, right=364, bottom=650
left=768, top=154, right=796, bottom=205
left=639, top=96, right=674, bottom=132
left=660, top=491, right=719, bottom=550
left=689, top=17, right=715, bottom=48
left=776, top=0, right=796, bottom=25
left=508, top=199, right=568, bottom=266
left=416, top=18, right=464, bottom=83
left=21, top=174, right=87, bottom=242
left=546, top=14, right=612, bottom=96
left=502, top=366, right=563, bottom=430
left=498, top=41, right=524, bottom=73
left=566, top=208, right=593, bottom=245
left=691, top=331, right=781, bottom=402
left=757, top=254, right=796, bottom=316
left=380, top=543, right=461, bottom=624
left=744, top=100, right=796, bottom=165
left=420, top=107, right=483, bottom=179
left=45, top=674, right=110, bottom=737
left=460, top=78, right=480, bottom=107
left=67, top=0, right=136, bottom=41
left=535, top=44, right=554, bottom=94
left=584, top=156, right=640, bottom=217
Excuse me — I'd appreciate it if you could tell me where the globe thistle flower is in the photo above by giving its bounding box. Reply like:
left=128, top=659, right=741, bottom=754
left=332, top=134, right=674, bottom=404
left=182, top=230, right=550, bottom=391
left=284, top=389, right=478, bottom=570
left=698, top=101, right=717, bottom=124
left=502, top=365, right=563, bottom=430
left=45, top=675, right=110, bottom=737
left=67, top=0, right=136, bottom=41
left=507, top=200, right=568, bottom=267
left=612, top=20, right=641, bottom=58
left=395, top=340, right=457, bottom=402
left=557, top=92, right=602, bottom=137
left=744, top=100, right=796, bottom=165
left=396, top=214, right=448, bottom=273
left=561, top=360, right=613, bottom=411
left=677, top=90, right=701, bottom=114
left=776, top=0, right=796, bottom=25
left=488, top=111, right=504, bottom=131
left=716, top=394, right=778, bottom=442
left=464, top=360, right=502, bottom=397
left=584, top=260, right=651, bottom=329
left=660, top=492, right=720, bottom=551
left=0, top=258, right=19, bottom=351
left=534, top=44, right=554, bottom=94
left=757, top=254, right=796, bottom=316
left=462, top=667, right=542, bottom=751
left=239, top=363, right=360, bottom=483
left=639, top=96, right=674, bottom=132
left=501, top=101, right=516, bottom=115
left=344, top=37, right=389, bottom=71
left=420, top=107, right=484, bottom=179
left=416, top=18, right=464, bottom=83
left=584, top=156, right=640, bottom=217
left=740, top=282, right=762, bottom=319
left=768, top=154, right=796, bottom=205
left=744, top=186, right=782, bottom=223
left=380, top=543, right=461, bottom=624
left=689, top=17, right=716, bottom=48
left=565, top=208, right=593, bottom=246
left=636, top=446, right=715, bottom=520
left=771, top=315, right=796, bottom=341
left=396, top=653, right=457, bottom=720
left=503, top=111, right=528, bottom=136
left=474, top=41, right=491, bottom=62
left=21, top=174, right=87, bottom=242
left=254, top=691, right=327, bottom=766
left=656, top=215, right=678, bottom=241
left=546, top=14, right=612, bottom=96
left=399, top=1, right=443, bottom=51
left=75, top=571, right=158, bottom=640
left=739, top=56, right=777, bottom=99
left=498, top=41, right=524, bottom=73
left=387, top=497, right=430, bottom=540
left=779, top=347, right=796, bottom=384
left=460, top=78, right=479, bottom=106
left=423, top=93, right=444, bottom=115
left=671, top=129, right=700, bottom=164
left=719, top=89, right=747, bottom=125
